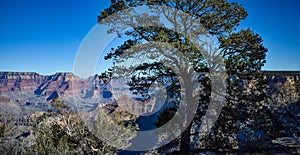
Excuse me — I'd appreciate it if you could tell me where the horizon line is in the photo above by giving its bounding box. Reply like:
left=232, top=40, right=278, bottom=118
left=1, top=70, right=300, bottom=76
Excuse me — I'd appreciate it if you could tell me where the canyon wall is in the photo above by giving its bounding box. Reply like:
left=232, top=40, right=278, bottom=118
left=0, top=71, right=299, bottom=113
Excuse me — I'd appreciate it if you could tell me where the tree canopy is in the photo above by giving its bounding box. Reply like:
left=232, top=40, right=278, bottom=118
left=98, top=0, right=268, bottom=154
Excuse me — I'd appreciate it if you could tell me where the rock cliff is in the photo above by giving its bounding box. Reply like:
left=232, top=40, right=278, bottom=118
left=0, top=72, right=104, bottom=111
left=0, top=71, right=299, bottom=113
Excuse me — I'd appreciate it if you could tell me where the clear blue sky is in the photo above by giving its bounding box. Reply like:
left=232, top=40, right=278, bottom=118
left=0, top=0, right=299, bottom=75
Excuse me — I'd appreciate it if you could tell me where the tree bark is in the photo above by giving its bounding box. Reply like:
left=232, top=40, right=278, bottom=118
left=180, top=124, right=192, bottom=155
left=180, top=78, right=194, bottom=155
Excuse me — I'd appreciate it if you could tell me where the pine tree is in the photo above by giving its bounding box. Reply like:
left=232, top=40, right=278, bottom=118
left=98, top=0, right=267, bottom=153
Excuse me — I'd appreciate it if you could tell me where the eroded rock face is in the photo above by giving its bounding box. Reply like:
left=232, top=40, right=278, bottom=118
left=0, top=71, right=299, bottom=113
left=34, top=72, right=76, bottom=97
left=266, top=72, right=300, bottom=85
left=266, top=71, right=300, bottom=102
left=0, top=72, right=45, bottom=92
left=0, top=72, right=98, bottom=93
left=0, top=72, right=104, bottom=110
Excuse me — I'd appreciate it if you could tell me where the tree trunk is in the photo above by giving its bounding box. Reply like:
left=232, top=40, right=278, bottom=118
left=180, top=124, right=192, bottom=155
left=180, top=79, right=194, bottom=155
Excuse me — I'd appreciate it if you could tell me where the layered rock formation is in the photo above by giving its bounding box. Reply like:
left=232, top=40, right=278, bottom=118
left=0, top=72, right=44, bottom=92
left=0, top=71, right=299, bottom=114
left=265, top=71, right=300, bottom=102
left=0, top=72, right=104, bottom=111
